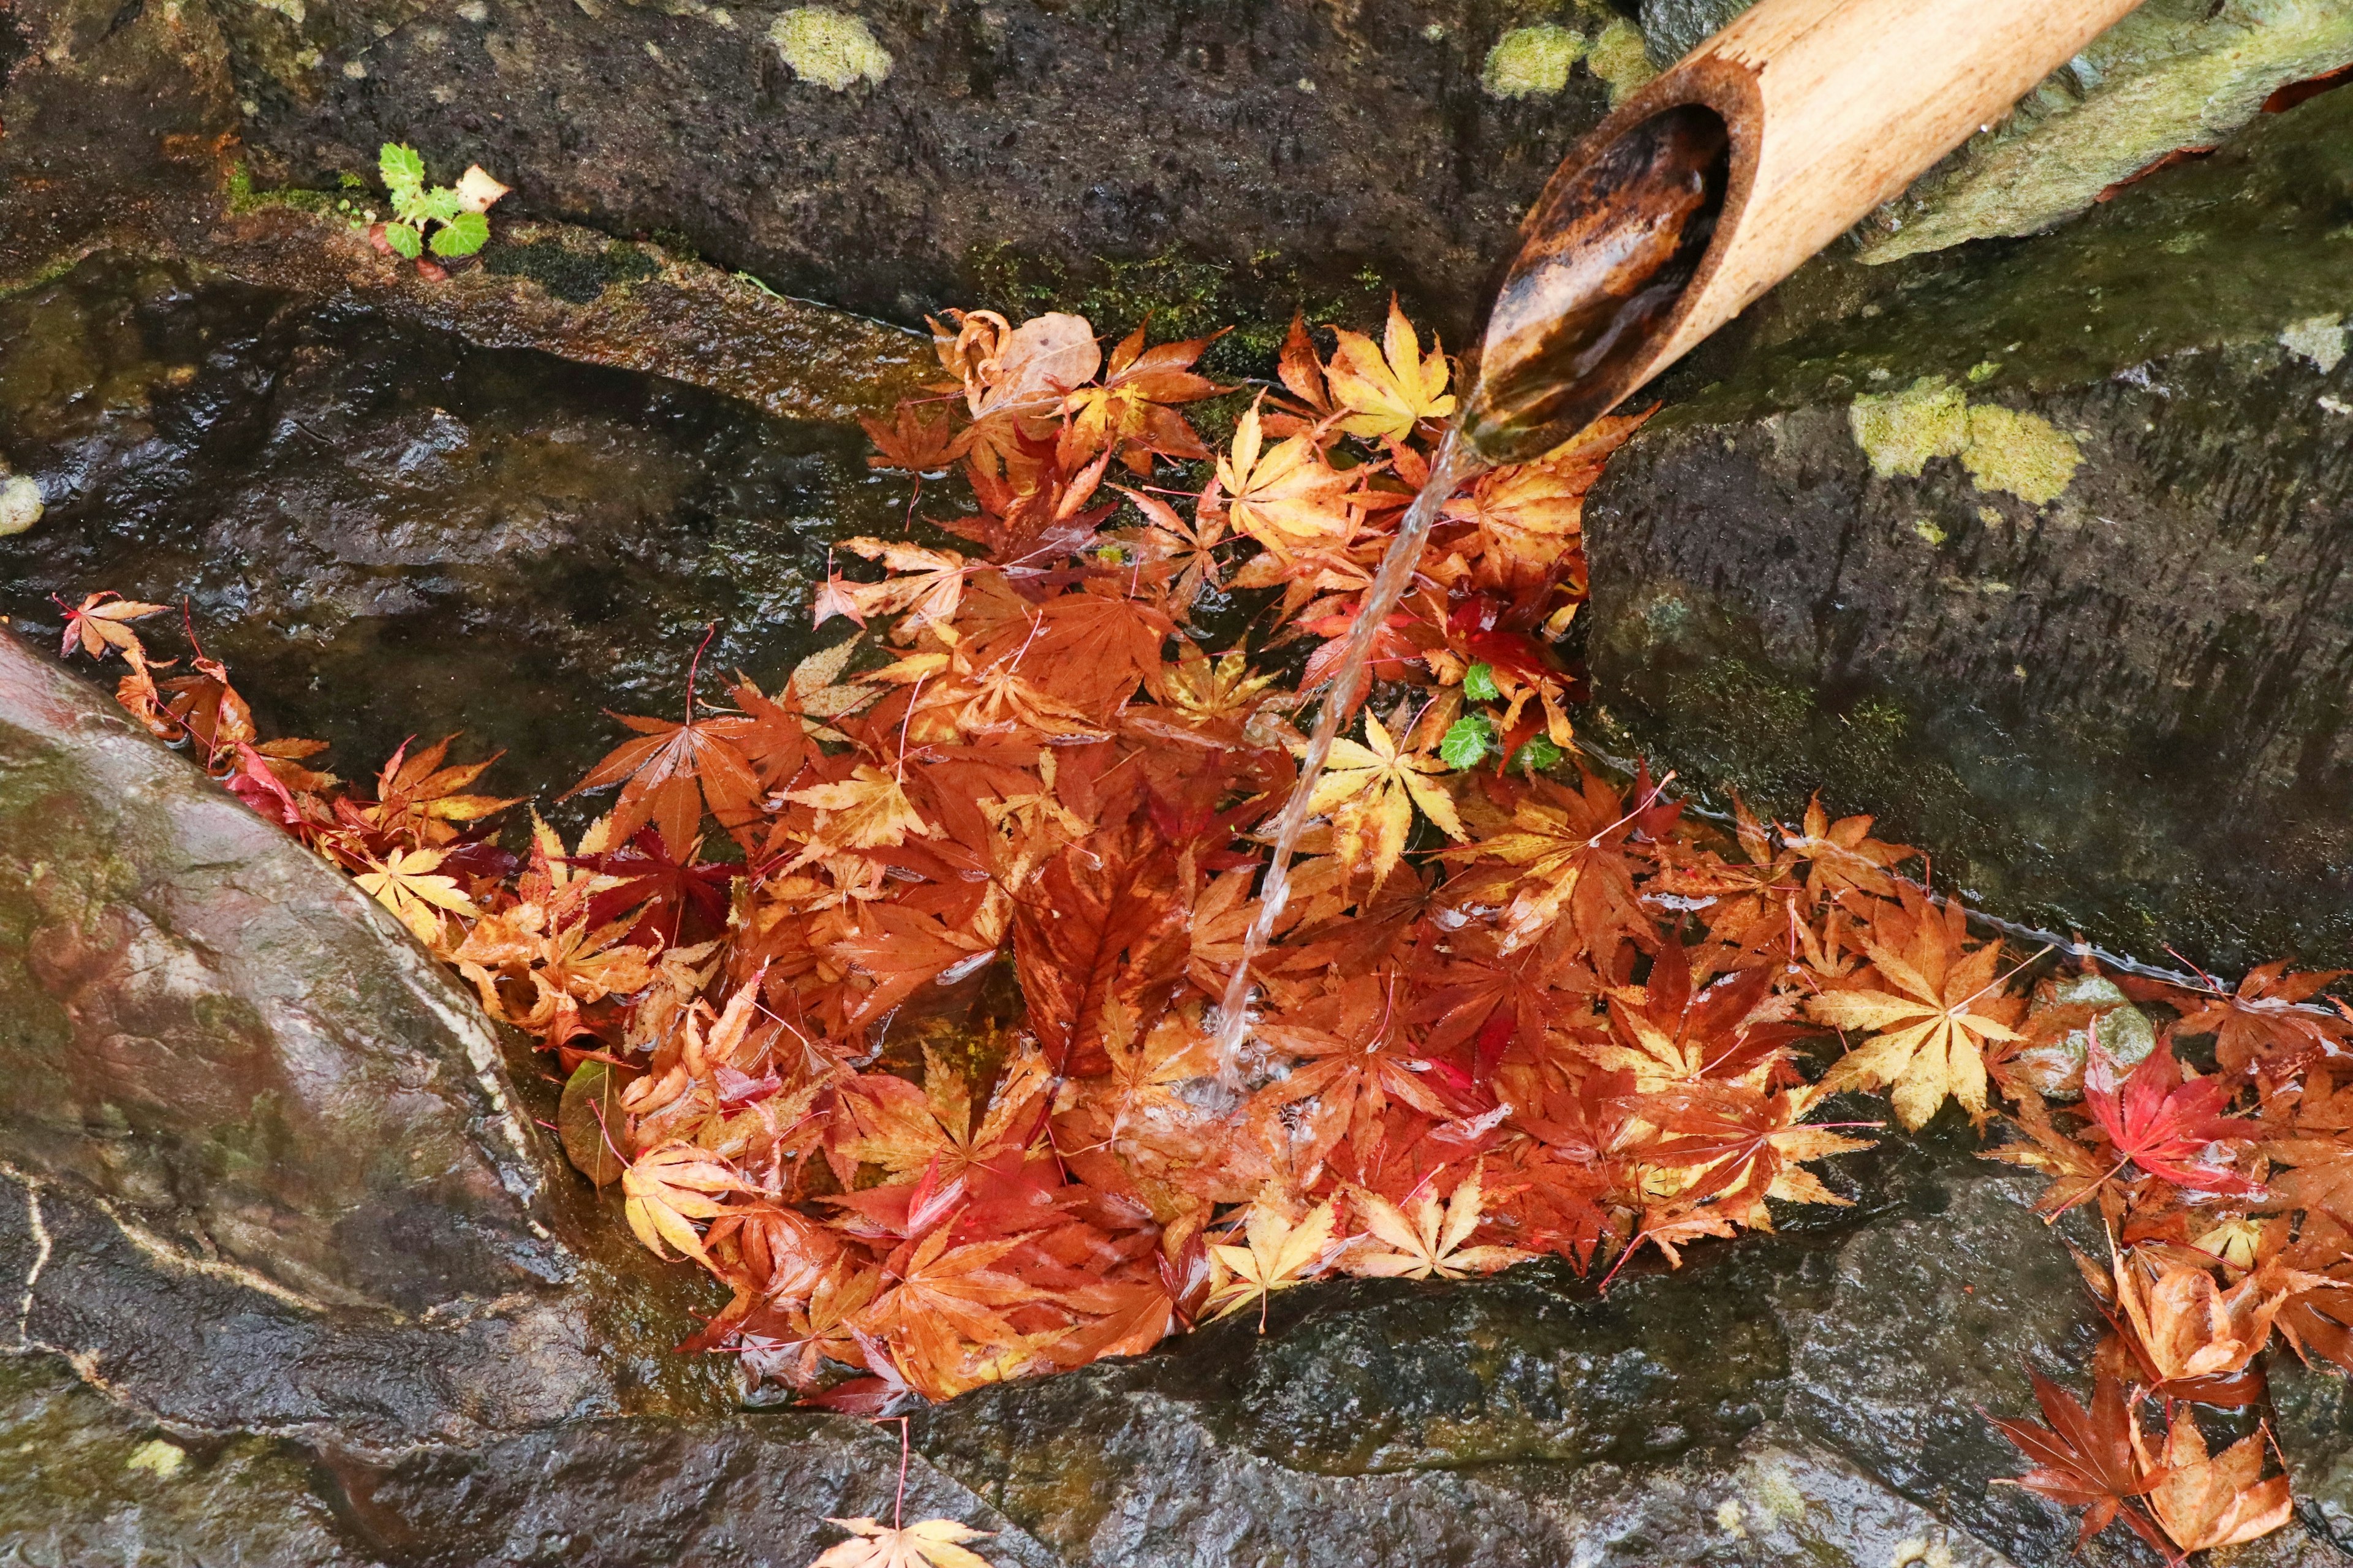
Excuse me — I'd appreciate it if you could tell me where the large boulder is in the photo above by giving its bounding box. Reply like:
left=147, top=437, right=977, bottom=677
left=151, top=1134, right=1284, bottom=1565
left=1583, top=80, right=2353, bottom=972
left=0, top=627, right=731, bottom=1448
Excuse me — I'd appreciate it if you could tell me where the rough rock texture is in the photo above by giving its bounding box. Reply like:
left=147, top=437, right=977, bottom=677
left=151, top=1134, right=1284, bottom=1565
left=0, top=629, right=732, bottom=1447
left=1584, top=82, right=2353, bottom=972
left=0, top=255, right=911, bottom=799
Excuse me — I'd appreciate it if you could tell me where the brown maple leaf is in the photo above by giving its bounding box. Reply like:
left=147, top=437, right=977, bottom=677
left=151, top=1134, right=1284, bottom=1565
left=1987, top=1369, right=2172, bottom=1559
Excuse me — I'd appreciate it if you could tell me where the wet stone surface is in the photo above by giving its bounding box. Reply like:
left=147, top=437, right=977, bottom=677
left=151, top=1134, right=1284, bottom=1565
left=0, top=254, right=907, bottom=803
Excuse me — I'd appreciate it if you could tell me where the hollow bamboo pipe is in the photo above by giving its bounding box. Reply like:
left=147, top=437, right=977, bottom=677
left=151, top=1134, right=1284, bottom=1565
left=1461, top=0, right=2149, bottom=462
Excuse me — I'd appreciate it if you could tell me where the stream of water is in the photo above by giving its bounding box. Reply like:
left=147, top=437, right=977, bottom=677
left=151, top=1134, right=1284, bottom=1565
left=1208, top=104, right=1734, bottom=1078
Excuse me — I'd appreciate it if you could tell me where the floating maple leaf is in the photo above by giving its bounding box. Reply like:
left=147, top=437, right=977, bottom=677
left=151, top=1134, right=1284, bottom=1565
left=2142, top=1409, right=2292, bottom=1556
left=1809, top=889, right=2024, bottom=1130
left=53, top=591, right=169, bottom=662
left=2082, top=1042, right=2264, bottom=1203
left=566, top=689, right=763, bottom=860
left=1303, top=713, right=1466, bottom=891
left=623, top=1142, right=755, bottom=1266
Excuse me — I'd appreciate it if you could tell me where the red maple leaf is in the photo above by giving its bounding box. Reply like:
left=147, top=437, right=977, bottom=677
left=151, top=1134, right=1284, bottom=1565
left=2082, top=1042, right=2264, bottom=1201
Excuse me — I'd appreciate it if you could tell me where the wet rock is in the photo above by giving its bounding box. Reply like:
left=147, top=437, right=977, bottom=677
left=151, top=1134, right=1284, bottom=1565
left=0, top=255, right=910, bottom=799
left=215, top=0, right=1626, bottom=346
left=1585, top=85, right=2353, bottom=972
left=2275, top=1352, right=2353, bottom=1551
left=0, top=1354, right=375, bottom=1567
left=0, top=629, right=728, bottom=1447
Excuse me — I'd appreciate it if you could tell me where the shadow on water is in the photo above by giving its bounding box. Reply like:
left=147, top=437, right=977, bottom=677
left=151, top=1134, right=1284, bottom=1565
left=0, top=255, right=915, bottom=816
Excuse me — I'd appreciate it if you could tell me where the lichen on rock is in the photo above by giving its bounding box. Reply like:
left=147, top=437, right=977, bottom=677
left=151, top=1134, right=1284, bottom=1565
left=2281, top=312, right=2349, bottom=372
left=1959, top=404, right=2082, bottom=506
left=1588, top=17, right=1660, bottom=104
left=1481, top=23, right=1583, bottom=99
left=1847, top=376, right=2081, bottom=504
left=769, top=6, right=892, bottom=93
left=1861, top=0, right=2353, bottom=263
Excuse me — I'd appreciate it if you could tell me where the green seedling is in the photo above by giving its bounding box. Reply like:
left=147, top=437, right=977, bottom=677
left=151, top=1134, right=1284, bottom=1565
left=374, top=142, right=509, bottom=264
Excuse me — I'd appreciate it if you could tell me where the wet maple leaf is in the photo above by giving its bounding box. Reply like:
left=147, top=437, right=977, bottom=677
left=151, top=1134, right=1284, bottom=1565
left=1324, top=297, right=1455, bottom=442
left=1988, top=1369, right=2171, bottom=1559
left=816, top=539, right=976, bottom=645
left=622, top=1142, right=755, bottom=1266
left=2102, top=1242, right=2304, bottom=1406
left=1982, top=1093, right=2117, bottom=1218
left=1639, top=1083, right=1874, bottom=1225
left=2142, top=1409, right=2291, bottom=1556
left=53, top=591, right=170, bottom=662
left=2083, top=1043, right=2264, bottom=1200
left=1254, top=971, right=1456, bottom=1167
left=1303, top=713, right=1466, bottom=890
left=1780, top=796, right=1914, bottom=903
left=860, top=401, right=962, bottom=474
left=353, top=846, right=479, bottom=946
left=1204, top=1198, right=1337, bottom=1326
left=2153, top=958, right=2353, bottom=1081
left=1451, top=768, right=1647, bottom=953
left=1809, top=891, right=2023, bottom=1130
left=785, top=765, right=934, bottom=853
left=1064, top=324, right=1222, bottom=472
left=1113, top=485, right=1227, bottom=612
left=1214, top=398, right=1357, bottom=562
left=567, top=706, right=762, bottom=858
left=1349, top=1166, right=1530, bottom=1280
left=364, top=735, right=518, bottom=843
left=936, top=308, right=1101, bottom=421
left=810, top=1517, right=995, bottom=1568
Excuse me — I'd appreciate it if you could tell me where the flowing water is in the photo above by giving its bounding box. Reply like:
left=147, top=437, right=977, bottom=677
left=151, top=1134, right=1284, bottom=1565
left=1210, top=105, right=1734, bottom=1076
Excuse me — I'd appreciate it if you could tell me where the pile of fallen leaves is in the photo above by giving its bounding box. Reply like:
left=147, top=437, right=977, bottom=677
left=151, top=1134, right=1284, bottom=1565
left=48, top=301, right=2353, bottom=1564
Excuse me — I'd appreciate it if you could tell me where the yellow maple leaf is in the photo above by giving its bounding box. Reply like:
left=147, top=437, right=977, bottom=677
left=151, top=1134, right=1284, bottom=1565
left=1349, top=1167, right=1530, bottom=1280
left=785, top=764, right=935, bottom=850
left=1205, top=1198, right=1337, bottom=1328
left=1808, top=900, right=2023, bottom=1129
left=621, top=1141, right=754, bottom=1265
left=1324, top=297, right=1455, bottom=442
left=352, top=846, right=479, bottom=946
left=1302, top=712, right=1466, bottom=888
left=1213, top=398, right=1357, bottom=562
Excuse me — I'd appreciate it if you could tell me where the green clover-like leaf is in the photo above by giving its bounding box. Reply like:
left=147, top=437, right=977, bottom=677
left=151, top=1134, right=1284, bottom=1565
left=1512, top=734, right=1564, bottom=775
left=1438, top=716, right=1493, bottom=770
left=417, top=186, right=463, bottom=225
left=1463, top=662, right=1501, bottom=702
left=381, top=220, right=424, bottom=259
left=428, top=210, right=490, bottom=257
left=378, top=142, right=428, bottom=195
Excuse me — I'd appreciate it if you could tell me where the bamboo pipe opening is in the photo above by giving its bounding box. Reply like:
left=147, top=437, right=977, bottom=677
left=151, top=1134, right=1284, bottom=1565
left=1458, top=0, right=2150, bottom=467
left=1461, top=102, right=1737, bottom=464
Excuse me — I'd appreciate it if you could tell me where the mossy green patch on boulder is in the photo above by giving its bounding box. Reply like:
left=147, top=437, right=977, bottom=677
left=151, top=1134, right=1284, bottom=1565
left=1958, top=404, right=2082, bottom=506
left=1588, top=17, right=1659, bottom=104
left=1847, top=377, right=2082, bottom=503
left=770, top=7, right=892, bottom=92
left=1848, top=376, right=1968, bottom=477
left=1481, top=23, right=1584, bottom=99
left=1861, top=0, right=2353, bottom=263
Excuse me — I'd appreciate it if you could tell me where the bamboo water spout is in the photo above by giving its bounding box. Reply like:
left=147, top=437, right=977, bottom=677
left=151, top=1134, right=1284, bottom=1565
left=1461, top=0, right=2151, bottom=463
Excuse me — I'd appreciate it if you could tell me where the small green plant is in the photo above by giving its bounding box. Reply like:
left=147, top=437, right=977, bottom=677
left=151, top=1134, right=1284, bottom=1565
left=1439, top=715, right=1494, bottom=769
left=374, top=142, right=508, bottom=262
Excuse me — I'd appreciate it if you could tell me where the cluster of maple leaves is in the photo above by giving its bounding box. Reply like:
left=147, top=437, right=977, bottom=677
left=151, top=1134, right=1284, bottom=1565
left=48, top=300, right=2353, bottom=1564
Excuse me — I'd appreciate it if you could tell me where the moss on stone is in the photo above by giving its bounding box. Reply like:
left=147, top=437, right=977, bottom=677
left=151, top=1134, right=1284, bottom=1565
left=1844, top=377, right=2080, bottom=503
left=1587, top=17, right=1659, bottom=105
left=1481, top=23, right=1583, bottom=99
left=770, top=7, right=892, bottom=92
left=1861, top=0, right=2353, bottom=263
left=1848, top=376, right=1967, bottom=477
left=1959, top=404, right=2082, bottom=506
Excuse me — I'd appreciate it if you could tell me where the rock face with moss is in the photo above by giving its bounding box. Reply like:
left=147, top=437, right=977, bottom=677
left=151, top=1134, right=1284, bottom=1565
left=211, top=0, right=1648, bottom=344
left=1584, top=83, right=2353, bottom=971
